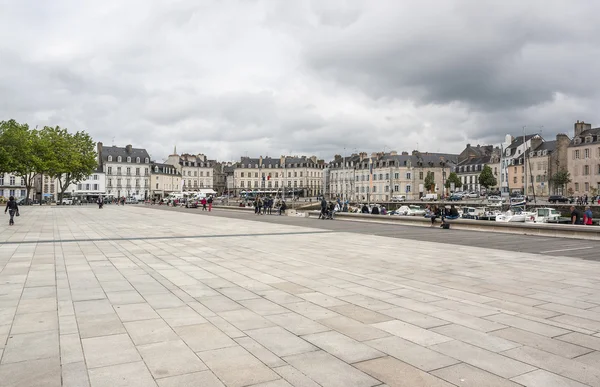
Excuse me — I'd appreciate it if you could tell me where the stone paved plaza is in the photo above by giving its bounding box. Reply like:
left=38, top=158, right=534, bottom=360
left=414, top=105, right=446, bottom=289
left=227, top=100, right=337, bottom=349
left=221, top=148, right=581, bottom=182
left=1, top=206, right=600, bottom=387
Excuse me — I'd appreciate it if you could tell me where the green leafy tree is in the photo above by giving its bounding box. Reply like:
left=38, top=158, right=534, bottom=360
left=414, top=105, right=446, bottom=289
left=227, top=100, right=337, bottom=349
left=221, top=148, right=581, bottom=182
left=0, top=120, right=47, bottom=202
left=41, top=126, right=97, bottom=204
left=445, top=172, right=462, bottom=190
left=478, top=165, right=497, bottom=192
left=549, top=170, right=571, bottom=195
left=424, top=171, right=435, bottom=192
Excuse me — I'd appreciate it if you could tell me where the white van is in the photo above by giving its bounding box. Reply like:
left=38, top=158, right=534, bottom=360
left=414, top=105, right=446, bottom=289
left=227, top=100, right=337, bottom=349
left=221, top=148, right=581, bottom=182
left=391, top=195, right=406, bottom=202
left=420, top=193, right=438, bottom=201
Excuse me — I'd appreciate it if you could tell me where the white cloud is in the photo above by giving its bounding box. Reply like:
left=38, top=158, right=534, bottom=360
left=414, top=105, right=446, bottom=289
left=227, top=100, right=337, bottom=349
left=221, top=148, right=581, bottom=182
left=1, top=0, right=599, bottom=162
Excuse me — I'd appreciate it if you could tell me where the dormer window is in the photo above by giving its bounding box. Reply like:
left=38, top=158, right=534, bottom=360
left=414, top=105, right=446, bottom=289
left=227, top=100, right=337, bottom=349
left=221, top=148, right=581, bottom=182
left=108, top=156, right=112, bottom=162
left=585, top=136, right=592, bottom=143
left=136, top=157, right=140, bottom=163
left=154, top=166, right=158, bottom=172
left=574, top=138, right=581, bottom=145
left=127, top=157, right=131, bottom=162
left=505, top=149, right=510, bottom=156
left=145, top=158, right=149, bottom=163
left=543, top=150, right=548, bottom=155
left=529, top=152, right=534, bottom=158
left=117, top=156, right=122, bottom=162
left=537, top=151, right=542, bottom=156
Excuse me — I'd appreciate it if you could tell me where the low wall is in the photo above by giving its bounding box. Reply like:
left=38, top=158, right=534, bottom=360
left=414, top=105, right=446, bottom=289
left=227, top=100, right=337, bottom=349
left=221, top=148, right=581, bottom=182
left=306, top=211, right=600, bottom=241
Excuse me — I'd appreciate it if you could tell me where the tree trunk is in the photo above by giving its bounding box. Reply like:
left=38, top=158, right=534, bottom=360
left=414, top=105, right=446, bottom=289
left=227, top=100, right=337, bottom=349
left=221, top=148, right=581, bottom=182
left=57, top=174, right=71, bottom=204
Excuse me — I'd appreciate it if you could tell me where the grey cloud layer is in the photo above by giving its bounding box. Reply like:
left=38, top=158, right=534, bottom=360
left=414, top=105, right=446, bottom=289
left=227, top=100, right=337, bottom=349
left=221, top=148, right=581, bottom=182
left=1, top=0, right=599, bottom=162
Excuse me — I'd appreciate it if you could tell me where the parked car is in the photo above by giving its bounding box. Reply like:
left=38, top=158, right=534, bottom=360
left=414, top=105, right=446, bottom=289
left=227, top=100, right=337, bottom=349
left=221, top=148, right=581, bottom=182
left=547, top=195, right=569, bottom=204
left=391, top=195, right=406, bottom=202
left=467, top=192, right=479, bottom=198
left=61, top=198, right=73, bottom=205
left=448, top=194, right=463, bottom=201
left=396, top=205, right=426, bottom=216
left=420, top=193, right=438, bottom=201
left=185, top=200, right=198, bottom=208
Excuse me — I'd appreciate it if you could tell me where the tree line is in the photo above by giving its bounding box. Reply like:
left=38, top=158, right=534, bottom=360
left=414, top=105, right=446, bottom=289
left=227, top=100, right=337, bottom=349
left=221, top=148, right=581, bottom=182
left=0, top=119, right=97, bottom=203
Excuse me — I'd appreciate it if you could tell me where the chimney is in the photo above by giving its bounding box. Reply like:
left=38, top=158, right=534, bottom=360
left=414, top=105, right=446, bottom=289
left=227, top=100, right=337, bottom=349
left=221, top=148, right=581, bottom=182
left=126, top=144, right=132, bottom=154
left=97, top=142, right=103, bottom=167
left=390, top=151, right=398, bottom=156
left=280, top=155, right=285, bottom=165
left=466, top=143, right=471, bottom=148
left=259, top=155, right=263, bottom=166
left=401, top=151, right=408, bottom=156
left=574, top=120, right=592, bottom=137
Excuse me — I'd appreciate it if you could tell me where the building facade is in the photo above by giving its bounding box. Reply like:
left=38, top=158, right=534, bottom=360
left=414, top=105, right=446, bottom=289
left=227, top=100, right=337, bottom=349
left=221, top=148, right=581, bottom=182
left=455, top=144, right=501, bottom=193
left=568, top=120, right=600, bottom=196
left=0, top=173, right=26, bottom=200
left=66, top=168, right=106, bottom=201
left=165, top=150, right=214, bottom=191
left=328, top=151, right=458, bottom=201
left=232, top=155, right=325, bottom=197
left=501, top=134, right=543, bottom=194
left=98, top=142, right=151, bottom=199
left=150, top=163, right=182, bottom=199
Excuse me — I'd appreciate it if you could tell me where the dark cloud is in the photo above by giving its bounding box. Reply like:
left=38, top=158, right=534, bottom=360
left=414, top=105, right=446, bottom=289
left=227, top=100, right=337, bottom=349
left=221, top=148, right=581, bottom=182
left=1, top=0, right=599, bottom=162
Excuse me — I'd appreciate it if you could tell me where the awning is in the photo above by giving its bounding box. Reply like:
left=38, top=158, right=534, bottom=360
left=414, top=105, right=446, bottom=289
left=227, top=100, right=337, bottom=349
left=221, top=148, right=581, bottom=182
left=198, top=189, right=217, bottom=194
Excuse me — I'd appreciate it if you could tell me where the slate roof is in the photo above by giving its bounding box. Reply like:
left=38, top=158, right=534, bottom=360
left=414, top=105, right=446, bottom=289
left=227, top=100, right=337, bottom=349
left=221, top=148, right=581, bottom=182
left=239, top=156, right=324, bottom=168
left=102, top=145, right=150, bottom=163
left=569, top=127, right=600, bottom=147
left=150, top=163, right=181, bottom=175
left=457, top=156, right=492, bottom=167
left=533, top=140, right=556, bottom=153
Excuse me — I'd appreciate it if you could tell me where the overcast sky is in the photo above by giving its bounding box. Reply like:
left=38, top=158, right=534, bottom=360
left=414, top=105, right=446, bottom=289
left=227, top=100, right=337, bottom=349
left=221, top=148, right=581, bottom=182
left=1, top=0, right=599, bottom=162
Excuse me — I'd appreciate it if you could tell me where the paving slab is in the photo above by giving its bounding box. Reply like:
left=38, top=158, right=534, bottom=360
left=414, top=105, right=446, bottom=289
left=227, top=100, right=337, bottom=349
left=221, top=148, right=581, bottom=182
left=4, top=206, right=600, bottom=386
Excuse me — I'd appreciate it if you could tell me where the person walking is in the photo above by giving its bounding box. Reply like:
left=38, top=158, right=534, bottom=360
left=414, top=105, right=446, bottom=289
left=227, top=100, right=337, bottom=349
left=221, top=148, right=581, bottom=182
left=584, top=206, right=593, bottom=225
left=207, top=196, right=213, bottom=212
left=4, top=196, right=19, bottom=226
left=570, top=206, right=583, bottom=225
left=279, top=200, right=287, bottom=215
left=97, top=196, right=104, bottom=209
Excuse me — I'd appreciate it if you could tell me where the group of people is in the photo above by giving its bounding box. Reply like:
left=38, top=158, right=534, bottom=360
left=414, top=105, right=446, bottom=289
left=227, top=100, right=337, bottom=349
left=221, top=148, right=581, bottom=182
left=574, top=194, right=600, bottom=206
left=424, top=204, right=459, bottom=227
left=253, top=196, right=287, bottom=215
left=570, top=205, right=594, bottom=225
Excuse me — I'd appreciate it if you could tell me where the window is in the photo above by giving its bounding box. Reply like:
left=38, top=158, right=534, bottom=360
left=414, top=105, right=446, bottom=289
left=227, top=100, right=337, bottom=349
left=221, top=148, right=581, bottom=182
left=136, top=168, right=140, bottom=176
left=406, top=185, right=411, bottom=192
left=117, top=156, right=122, bottom=162
left=127, top=157, right=131, bottom=162
left=85, top=184, right=90, bottom=190
left=585, top=149, right=590, bottom=159
left=145, top=168, right=148, bottom=175
left=575, top=182, right=580, bottom=191
left=513, top=177, right=517, bottom=183
left=584, top=165, right=590, bottom=175
left=419, top=172, right=423, bottom=180
left=406, top=172, right=411, bottom=179
left=255, top=173, right=259, bottom=178
left=136, top=157, right=140, bottom=163
left=385, top=185, right=389, bottom=192
left=9, top=176, right=15, bottom=185
left=294, top=172, right=297, bottom=177
left=93, top=184, right=98, bottom=190
left=394, top=185, right=399, bottom=192
left=20, top=190, right=25, bottom=197
left=145, top=158, right=149, bottom=163
left=574, top=150, right=580, bottom=159
left=20, top=177, right=24, bottom=185
left=240, top=181, right=244, bottom=188
left=373, top=186, right=377, bottom=193
left=394, top=173, right=399, bottom=179
left=126, top=167, right=131, bottom=175
left=207, top=172, right=210, bottom=177
left=585, top=182, right=590, bottom=191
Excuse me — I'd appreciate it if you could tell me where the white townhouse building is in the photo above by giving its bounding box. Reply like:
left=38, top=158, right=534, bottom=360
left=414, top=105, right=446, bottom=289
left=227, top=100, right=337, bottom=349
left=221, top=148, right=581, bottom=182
left=66, top=168, right=106, bottom=201
left=98, top=142, right=151, bottom=199
left=0, top=173, right=26, bottom=200
left=230, top=155, right=325, bottom=197
left=165, top=149, right=215, bottom=192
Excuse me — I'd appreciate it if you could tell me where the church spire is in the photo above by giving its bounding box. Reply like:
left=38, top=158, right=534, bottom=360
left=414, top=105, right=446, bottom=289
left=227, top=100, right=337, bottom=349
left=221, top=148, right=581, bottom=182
left=174, top=145, right=177, bottom=155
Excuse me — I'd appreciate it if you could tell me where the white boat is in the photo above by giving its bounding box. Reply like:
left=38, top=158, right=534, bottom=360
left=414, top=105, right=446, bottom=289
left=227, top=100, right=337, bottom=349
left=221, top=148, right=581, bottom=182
left=461, top=207, right=485, bottom=219
left=487, top=197, right=503, bottom=208
left=495, top=209, right=533, bottom=222
left=525, top=208, right=561, bottom=223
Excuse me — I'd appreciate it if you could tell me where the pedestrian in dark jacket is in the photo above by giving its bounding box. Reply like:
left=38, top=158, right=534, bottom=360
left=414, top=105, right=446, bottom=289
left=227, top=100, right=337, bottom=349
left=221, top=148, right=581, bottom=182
left=4, top=196, right=19, bottom=226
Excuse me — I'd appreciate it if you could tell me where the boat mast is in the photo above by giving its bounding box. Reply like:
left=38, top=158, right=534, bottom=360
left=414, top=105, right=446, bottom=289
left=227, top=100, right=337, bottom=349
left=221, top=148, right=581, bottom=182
left=523, top=126, right=527, bottom=211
